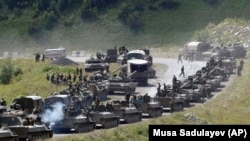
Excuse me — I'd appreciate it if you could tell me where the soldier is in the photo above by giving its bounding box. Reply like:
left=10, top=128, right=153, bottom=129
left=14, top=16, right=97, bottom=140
left=163, top=83, right=167, bottom=91
left=188, top=76, right=194, bottom=89
left=0, top=98, right=6, bottom=106
left=179, top=65, right=185, bottom=78
left=73, top=73, right=77, bottom=82
left=177, top=53, right=183, bottom=63
left=41, top=54, right=45, bottom=62
left=125, top=93, right=131, bottom=103
left=240, top=59, right=244, bottom=70
left=67, top=73, right=72, bottom=81
left=143, top=93, right=150, bottom=103
left=237, top=65, right=242, bottom=76
left=106, top=102, right=114, bottom=112
left=46, top=73, right=50, bottom=81
left=94, top=96, right=100, bottom=111
left=79, top=67, right=83, bottom=76
left=172, top=75, right=177, bottom=92
left=76, top=67, right=79, bottom=75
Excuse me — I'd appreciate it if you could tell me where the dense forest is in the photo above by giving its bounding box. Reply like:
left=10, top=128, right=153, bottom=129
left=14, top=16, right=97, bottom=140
left=0, top=0, right=250, bottom=54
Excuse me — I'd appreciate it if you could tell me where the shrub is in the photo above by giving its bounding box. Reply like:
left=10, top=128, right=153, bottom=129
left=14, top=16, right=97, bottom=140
left=13, top=67, right=23, bottom=76
left=0, top=59, right=13, bottom=84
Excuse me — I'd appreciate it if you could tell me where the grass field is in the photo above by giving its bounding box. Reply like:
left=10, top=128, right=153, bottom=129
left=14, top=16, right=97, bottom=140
left=0, top=55, right=249, bottom=141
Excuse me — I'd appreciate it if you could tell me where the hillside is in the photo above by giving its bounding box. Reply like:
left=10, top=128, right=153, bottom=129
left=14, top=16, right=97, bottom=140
left=1, top=0, right=250, bottom=55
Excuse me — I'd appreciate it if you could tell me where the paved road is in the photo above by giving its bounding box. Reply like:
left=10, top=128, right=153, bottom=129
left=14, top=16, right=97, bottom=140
left=52, top=57, right=207, bottom=138
left=66, top=56, right=207, bottom=97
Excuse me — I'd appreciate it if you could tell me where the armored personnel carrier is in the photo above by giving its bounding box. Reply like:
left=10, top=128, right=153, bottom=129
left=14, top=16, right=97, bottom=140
left=0, top=115, right=53, bottom=141
left=111, top=100, right=142, bottom=123
left=50, top=113, right=96, bottom=133
left=43, top=94, right=96, bottom=133
left=84, top=57, right=109, bottom=72
left=0, top=125, right=19, bottom=141
left=87, top=104, right=120, bottom=129
left=132, top=96, right=163, bottom=118
left=105, top=75, right=138, bottom=95
left=154, top=88, right=184, bottom=112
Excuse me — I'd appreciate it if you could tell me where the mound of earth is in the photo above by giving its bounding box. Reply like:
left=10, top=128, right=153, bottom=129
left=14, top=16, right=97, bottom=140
left=50, top=57, right=79, bottom=66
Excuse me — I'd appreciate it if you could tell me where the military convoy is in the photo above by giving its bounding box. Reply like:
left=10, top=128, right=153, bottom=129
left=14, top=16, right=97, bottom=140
left=0, top=43, right=243, bottom=140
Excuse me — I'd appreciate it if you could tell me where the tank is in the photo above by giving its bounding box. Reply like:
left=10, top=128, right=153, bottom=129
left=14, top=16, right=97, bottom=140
left=0, top=115, right=53, bottom=141
left=84, top=58, right=109, bottom=72
left=133, top=98, right=163, bottom=118
left=111, top=100, right=142, bottom=123
left=0, top=126, right=19, bottom=141
left=105, top=75, right=138, bottom=95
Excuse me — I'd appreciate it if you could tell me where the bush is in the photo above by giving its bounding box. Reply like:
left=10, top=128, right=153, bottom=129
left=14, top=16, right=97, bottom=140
left=13, top=67, right=23, bottom=76
left=0, top=59, right=13, bottom=84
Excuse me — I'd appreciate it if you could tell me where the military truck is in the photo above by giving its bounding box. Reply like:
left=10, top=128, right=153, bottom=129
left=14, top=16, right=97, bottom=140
left=183, top=41, right=211, bottom=61
left=127, top=59, right=149, bottom=86
left=12, top=95, right=45, bottom=115
left=126, top=49, right=156, bottom=78
left=105, top=48, right=118, bottom=63
left=111, top=100, right=142, bottom=123
left=0, top=125, right=19, bottom=141
left=0, top=115, right=53, bottom=141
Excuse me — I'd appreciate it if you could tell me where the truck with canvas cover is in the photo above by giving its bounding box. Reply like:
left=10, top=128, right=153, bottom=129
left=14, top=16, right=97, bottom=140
left=12, top=95, right=45, bottom=115
left=183, top=41, right=211, bottom=61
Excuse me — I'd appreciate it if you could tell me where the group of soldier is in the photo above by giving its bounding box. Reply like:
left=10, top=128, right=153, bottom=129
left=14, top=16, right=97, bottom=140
left=35, top=53, right=45, bottom=62
left=177, top=51, right=195, bottom=63
left=0, top=98, right=7, bottom=106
